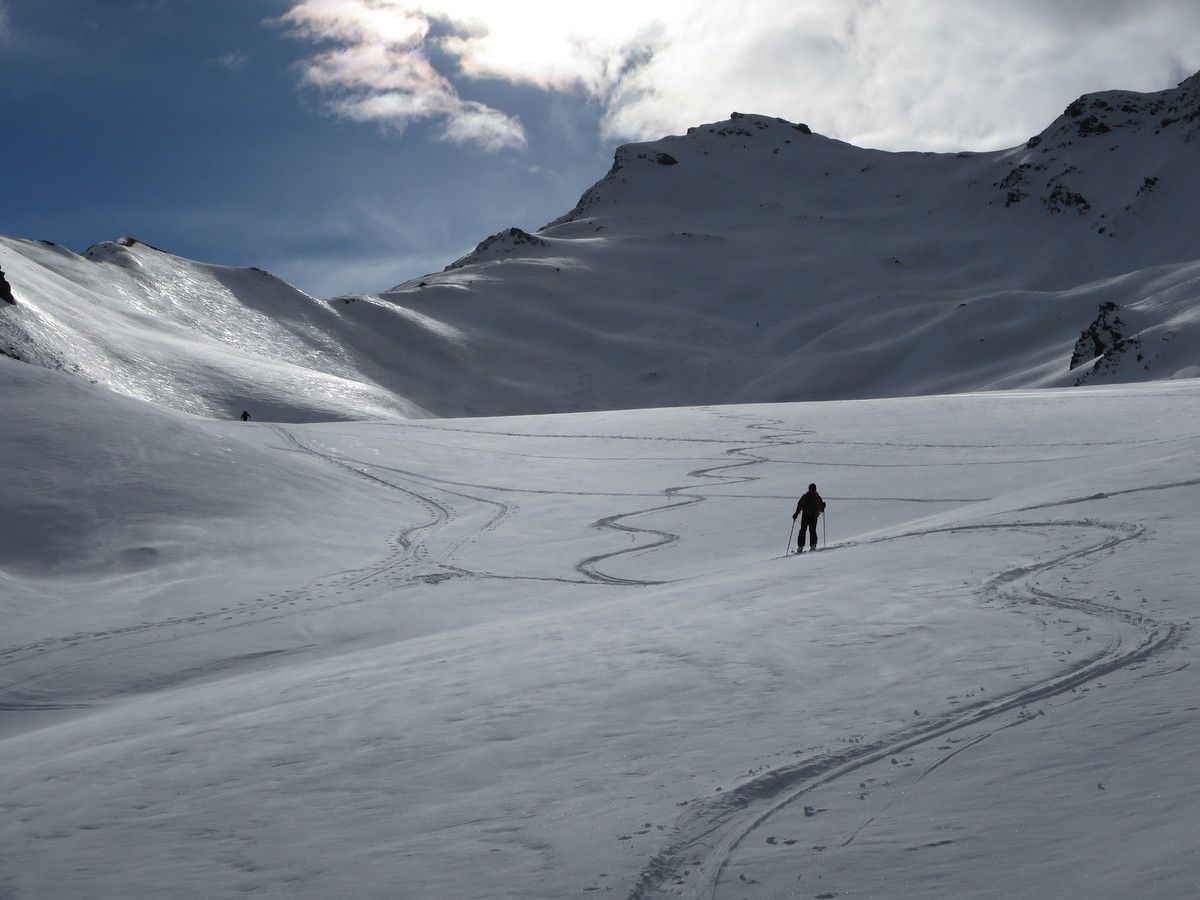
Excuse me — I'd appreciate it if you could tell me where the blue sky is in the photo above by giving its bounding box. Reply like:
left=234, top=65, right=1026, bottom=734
left=2, top=1, right=1199, bottom=296
left=0, top=1, right=611, bottom=294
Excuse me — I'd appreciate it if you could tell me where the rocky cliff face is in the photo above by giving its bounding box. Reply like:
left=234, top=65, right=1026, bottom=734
left=1070, top=301, right=1143, bottom=384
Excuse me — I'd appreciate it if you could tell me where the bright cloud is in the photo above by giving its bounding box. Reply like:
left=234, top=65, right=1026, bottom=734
left=277, top=0, right=527, bottom=150
left=277, top=0, right=1200, bottom=153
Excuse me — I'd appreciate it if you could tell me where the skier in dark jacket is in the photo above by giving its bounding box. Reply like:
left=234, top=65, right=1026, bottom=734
left=792, top=483, right=826, bottom=553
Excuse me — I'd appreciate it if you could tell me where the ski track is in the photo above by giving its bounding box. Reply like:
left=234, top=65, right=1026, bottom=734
left=604, top=409, right=1190, bottom=898
left=0, top=414, right=746, bottom=710
left=628, top=522, right=1182, bottom=899
left=0, top=425, right=519, bottom=710
left=2, top=411, right=1190, bottom=899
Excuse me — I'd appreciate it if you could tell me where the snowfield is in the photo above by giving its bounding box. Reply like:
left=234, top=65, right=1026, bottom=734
left=2, top=355, right=1198, bottom=898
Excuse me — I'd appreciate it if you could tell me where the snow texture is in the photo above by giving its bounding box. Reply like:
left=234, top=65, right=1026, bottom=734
left=2, top=354, right=1199, bottom=897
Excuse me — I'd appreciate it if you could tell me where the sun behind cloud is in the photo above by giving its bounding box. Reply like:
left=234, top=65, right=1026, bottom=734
left=275, top=0, right=658, bottom=151
left=274, top=0, right=1200, bottom=154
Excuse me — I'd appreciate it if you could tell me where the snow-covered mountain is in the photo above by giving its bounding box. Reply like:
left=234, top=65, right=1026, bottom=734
left=3, top=72, right=1200, bottom=420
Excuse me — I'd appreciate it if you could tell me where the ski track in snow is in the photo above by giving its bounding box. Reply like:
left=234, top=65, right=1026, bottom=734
left=0, top=425, right=513, bottom=708
left=627, top=505, right=1184, bottom=896
left=0, top=411, right=934, bottom=705
left=323, top=409, right=1190, bottom=900
left=1, top=408, right=1191, bottom=897
left=0, top=415, right=730, bottom=709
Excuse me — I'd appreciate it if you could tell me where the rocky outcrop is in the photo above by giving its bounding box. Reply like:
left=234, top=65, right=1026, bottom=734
left=0, top=265, right=14, bottom=304
left=444, top=227, right=548, bottom=271
left=1071, top=302, right=1125, bottom=368
left=1070, top=301, right=1142, bottom=384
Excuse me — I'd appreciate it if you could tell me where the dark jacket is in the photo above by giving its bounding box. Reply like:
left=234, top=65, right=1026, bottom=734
left=794, top=490, right=826, bottom=520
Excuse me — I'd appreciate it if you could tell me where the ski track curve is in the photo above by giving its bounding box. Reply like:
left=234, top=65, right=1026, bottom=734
left=0, top=425, right=524, bottom=709
left=627, top=515, right=1182, bottom=899
left=3, top=412, right=747, bottom=710
left=575, top=412, right=815, bottom=583
left=5, top=408, right=1189, bottom=898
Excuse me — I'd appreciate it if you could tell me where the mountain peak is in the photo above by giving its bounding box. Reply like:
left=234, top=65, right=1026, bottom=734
left=545, top=112, right=822, bottom=228
left=1033, top=67, right=1200, bottom=147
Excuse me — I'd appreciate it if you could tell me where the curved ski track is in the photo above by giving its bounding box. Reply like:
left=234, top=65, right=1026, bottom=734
left=628, top=523, right=1182, bottom=894
left=1, top=410, right=1188, bottom=900
left=0, top=417, right=753, bottom=709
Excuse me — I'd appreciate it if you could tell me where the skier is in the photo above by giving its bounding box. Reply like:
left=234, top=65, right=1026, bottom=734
left=240, top=410, right=251, bottom=422
left=791, top=483, right=826, bottom=553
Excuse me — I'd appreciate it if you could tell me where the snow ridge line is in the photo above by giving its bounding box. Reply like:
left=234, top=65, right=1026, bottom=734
left=629, top=518, right=1179, bottom=900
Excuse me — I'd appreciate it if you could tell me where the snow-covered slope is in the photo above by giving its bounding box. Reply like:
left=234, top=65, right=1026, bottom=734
left=376, top=70, right=1200, bottom=414
left=3, top=352, right=1199, bottom=897
left=0, top=236, right=430, bottom=421
left=4, top=73, right=1200, bottom=419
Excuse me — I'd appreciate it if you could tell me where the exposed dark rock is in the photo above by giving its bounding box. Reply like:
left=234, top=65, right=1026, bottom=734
left=444, top=227, right=547, bottom=271
left=1044, top=184, right=1091, bottom=215
left=115, top=236, right=170, bottom=253
left=1026, top=135, right=1042, bottom=148
left=793, top=122, right=812, bottom=134
left=654, top=152, right=678, bottom=166
left=994, top=162, right=1045, bottom=206
left=1076, top=115, right=1112, bottom=136
left=0, top=265, right=15, bottom=304
left=1066, top=98, right=1087, bottom=117
left=1070, top=301, right=1140, bottom=380
left=1138, top=175, right=1159, bottom=195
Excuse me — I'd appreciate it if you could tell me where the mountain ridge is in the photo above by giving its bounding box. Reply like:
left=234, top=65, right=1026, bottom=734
left=3, top=71, right=1200, bottom=420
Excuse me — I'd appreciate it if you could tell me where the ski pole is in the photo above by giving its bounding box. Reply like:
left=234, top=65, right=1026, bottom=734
left=786, top=518, right=796, bottom=557
left=823, top=512, right=827, bottom=548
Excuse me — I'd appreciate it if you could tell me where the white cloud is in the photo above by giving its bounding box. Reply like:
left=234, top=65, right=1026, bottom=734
left=212, top=52, right=248, bottom=73
left=595, top=0, right=1200, bottom=150
left=277, top=0, right=526, bottom=150
left=276, top=0, right=1200, bottom=153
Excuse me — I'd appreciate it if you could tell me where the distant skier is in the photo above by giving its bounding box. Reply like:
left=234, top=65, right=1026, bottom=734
left=792, top=483, right=826, bottom=553
left=240, top=410, right=251, bottom=422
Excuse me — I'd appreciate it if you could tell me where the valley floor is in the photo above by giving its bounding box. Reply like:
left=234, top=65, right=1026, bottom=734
left=1, top=368, right=1198, bottom=898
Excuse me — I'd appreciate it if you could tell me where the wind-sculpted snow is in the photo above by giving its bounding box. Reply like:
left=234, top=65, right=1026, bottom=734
left=5, top=72, right=1200, bottom=419
left=2, top=357, right=1200, bottom=897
